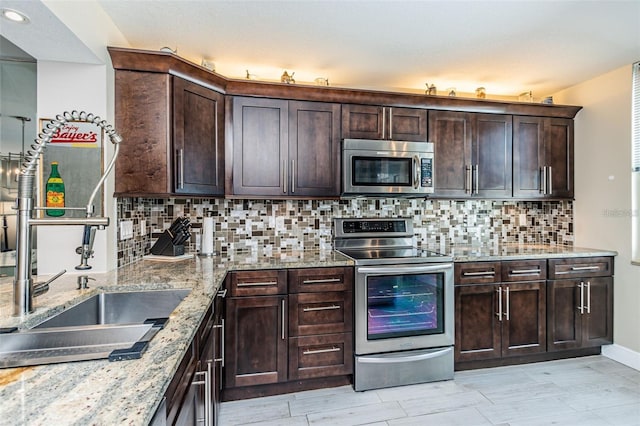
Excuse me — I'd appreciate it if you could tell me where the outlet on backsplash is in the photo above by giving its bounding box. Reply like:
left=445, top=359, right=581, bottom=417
left=120, top=220, right=133, bottom=240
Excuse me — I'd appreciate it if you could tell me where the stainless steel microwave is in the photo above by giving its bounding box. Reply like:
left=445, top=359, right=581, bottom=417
left=342, top=139, right=434, bottom=196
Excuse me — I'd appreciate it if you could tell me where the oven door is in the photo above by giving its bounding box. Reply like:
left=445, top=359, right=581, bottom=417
left=342, top=141, right=434, bottom=195
left=354, top=263, right=454, bottom=355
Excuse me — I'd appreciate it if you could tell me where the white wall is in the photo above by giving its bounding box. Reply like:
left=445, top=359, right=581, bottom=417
left=555, top=65, right=640, bottom=368
left=32, top=0, right=128, bottom=275
left=36, top=61, right=110, bottom=273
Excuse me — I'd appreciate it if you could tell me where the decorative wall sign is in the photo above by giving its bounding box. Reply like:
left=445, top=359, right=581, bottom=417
left=38, top=118, right=104, bottom=218
left=47, top=120, right=102, bottom=148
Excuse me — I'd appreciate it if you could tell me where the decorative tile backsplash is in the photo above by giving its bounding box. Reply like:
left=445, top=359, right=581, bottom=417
left=116, top=197, right=573, bottom=268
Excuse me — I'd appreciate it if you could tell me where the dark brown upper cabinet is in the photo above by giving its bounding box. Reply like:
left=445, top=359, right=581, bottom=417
left=109, top=47, right=582, bottom=200
left=173, top=78, right=225, bottom=195
left=429, top=111, right=512, bottom=198
left=513, top=116, right=574, bottom=199
left=114, top=71, right=224, bottom=196
left=342, top=104, right=428, bottom=142
left=230, top=97, right=341, bottom=198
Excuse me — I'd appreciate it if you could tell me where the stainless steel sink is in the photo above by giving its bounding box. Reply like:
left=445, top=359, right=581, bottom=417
left=0, top=323, right=155, bottom=368
left=0, top=289, right=191, bottom=368
left=34, top=289, right=191, bottom=328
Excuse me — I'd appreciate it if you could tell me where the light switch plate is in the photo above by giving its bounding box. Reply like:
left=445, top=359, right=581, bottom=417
left=140, top=220, right=146, bottom=236
left=120, top=220, right=134, bottom=240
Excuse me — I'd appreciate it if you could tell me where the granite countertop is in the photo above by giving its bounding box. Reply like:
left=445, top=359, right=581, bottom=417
left=445, top=243, right=618, bottom=262
left=0, top=244, right=617, bottom=425
left=0, top=250, right=353, bottom=426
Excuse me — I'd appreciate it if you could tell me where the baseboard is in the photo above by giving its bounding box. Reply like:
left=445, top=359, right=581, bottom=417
left=602, top=344, right=640, bottom=371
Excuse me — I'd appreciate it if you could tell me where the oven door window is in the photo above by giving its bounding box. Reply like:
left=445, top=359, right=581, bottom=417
left=352, top=156, right=412, bottom=186
left=366, top=272, right=444, bottom=340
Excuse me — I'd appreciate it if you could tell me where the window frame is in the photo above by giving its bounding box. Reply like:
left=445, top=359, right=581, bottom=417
left=632, top=61, right=640, bottom=265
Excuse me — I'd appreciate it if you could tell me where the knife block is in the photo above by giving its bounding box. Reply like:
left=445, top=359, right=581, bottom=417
left=150, top=231, right=186, bottom=256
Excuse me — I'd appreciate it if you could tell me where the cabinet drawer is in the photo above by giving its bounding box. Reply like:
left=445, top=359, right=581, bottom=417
left=228, top=270, right=287, bottom=296
left=548, top=257, right=613, bottom=279
left=289, top=291, right=353, bottom=336
left=455, top=262, right=501, bottom=285
left=502, top=260, right=547, bottom=282
left=288, top=333, right=353, bottom=380
left=288, top=267, right=353, bottom=293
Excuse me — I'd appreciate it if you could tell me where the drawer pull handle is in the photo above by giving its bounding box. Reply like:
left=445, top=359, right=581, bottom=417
left=570, top=266, right=600, bottom=271
left=303, top=304, right=341, bottom=312
left=463, top=271, right=495, bottom=277
left=303, top=347, right=341, bottom=355
left=510, top=269, right=541, bottom=275
left=237, top=281, right=278, bottom=287
left=302, top=278, right=342, bottom=284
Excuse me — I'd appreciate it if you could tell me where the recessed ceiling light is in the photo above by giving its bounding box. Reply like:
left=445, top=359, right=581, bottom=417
left=1, top=8, right=30, bottom=24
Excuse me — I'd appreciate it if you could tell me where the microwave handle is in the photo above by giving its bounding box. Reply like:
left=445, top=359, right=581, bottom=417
left=414, top=155, right=420, bottom=189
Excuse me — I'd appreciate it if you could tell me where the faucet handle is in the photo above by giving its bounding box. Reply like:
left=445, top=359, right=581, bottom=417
left=33, top=269, right=67, bottom=297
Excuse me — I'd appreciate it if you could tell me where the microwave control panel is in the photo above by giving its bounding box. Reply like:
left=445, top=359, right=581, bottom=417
left=421, top=158, right=433, bottom=188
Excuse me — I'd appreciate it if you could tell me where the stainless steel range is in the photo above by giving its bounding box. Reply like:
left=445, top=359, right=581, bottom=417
left=334, top=218, right=454, bottom=391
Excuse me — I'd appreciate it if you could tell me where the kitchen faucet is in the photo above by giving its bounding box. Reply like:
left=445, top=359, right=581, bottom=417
left=13, top=111, right=122, bottom=316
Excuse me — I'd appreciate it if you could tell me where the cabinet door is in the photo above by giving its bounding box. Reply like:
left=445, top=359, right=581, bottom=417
left=342, top=104, right=384, bottom=139
left=212, top=289, right=225, bottom=425
left=288, top=101, right=341, bottom=196
left=473, top=114, right=512, bottom=198
left=513, top=116, right=574, bottom=199
left=342, top=105, right=427, bottom=141
left=225, top=296, right=288, bottom=387
left=232, top=97, right=288, bottom=196
left=455, top=284, right=501, bottom=362
left=513, top=116, right=545, bottom=198
left=173, top=77, right=225, bottom=195
left=114, top=71, right=172, bottom=195
left=547, top=279, right=582, bottom=351
left=581, top=277, right=613, bottom=347
left=545, top=118, right=574, bottom=199
left=501, top=281, right=546, bottom=357
left=389, top=107, right=428, bottom=142
left=429, top=110, right=473, bottom=197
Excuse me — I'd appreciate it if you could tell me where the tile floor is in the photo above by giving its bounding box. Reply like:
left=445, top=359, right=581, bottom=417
left=219, top=356, right=640, bottom=425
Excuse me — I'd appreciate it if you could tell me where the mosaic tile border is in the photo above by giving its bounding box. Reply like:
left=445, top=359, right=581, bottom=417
left=116, top=198, right=573, bottom=268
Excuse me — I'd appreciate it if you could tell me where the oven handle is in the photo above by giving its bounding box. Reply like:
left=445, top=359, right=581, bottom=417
left=357, top=263, right=453, bottom=275
left=358, top=347, right=452, bottom=364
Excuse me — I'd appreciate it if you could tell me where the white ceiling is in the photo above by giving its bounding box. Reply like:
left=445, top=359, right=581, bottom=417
left=95, top=0, right=640, bottom=98
left=2, top=0, right=640, bottom=99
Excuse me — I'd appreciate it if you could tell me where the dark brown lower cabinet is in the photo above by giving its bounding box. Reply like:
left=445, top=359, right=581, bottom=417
left=455, top=257, right=614, bottom=371
left=455, top=281, right=546, bottom=363
left=223, top=267, right=353, bottom=400
left=547, top=277, right=613, bottom=351
left=157, top=286, right=226, bottom=426
left=289, top=333, right=353, bottom=380
left=225, top=295, right=288, bottom=388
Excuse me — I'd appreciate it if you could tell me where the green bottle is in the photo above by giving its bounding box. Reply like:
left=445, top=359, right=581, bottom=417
left=46, top=161, right=65, bottom=217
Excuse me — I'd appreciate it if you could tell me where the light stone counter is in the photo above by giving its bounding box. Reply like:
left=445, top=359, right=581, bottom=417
left=0, top=250, right=353, bottom=426
left=438, top=243, right=618, bottom=262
